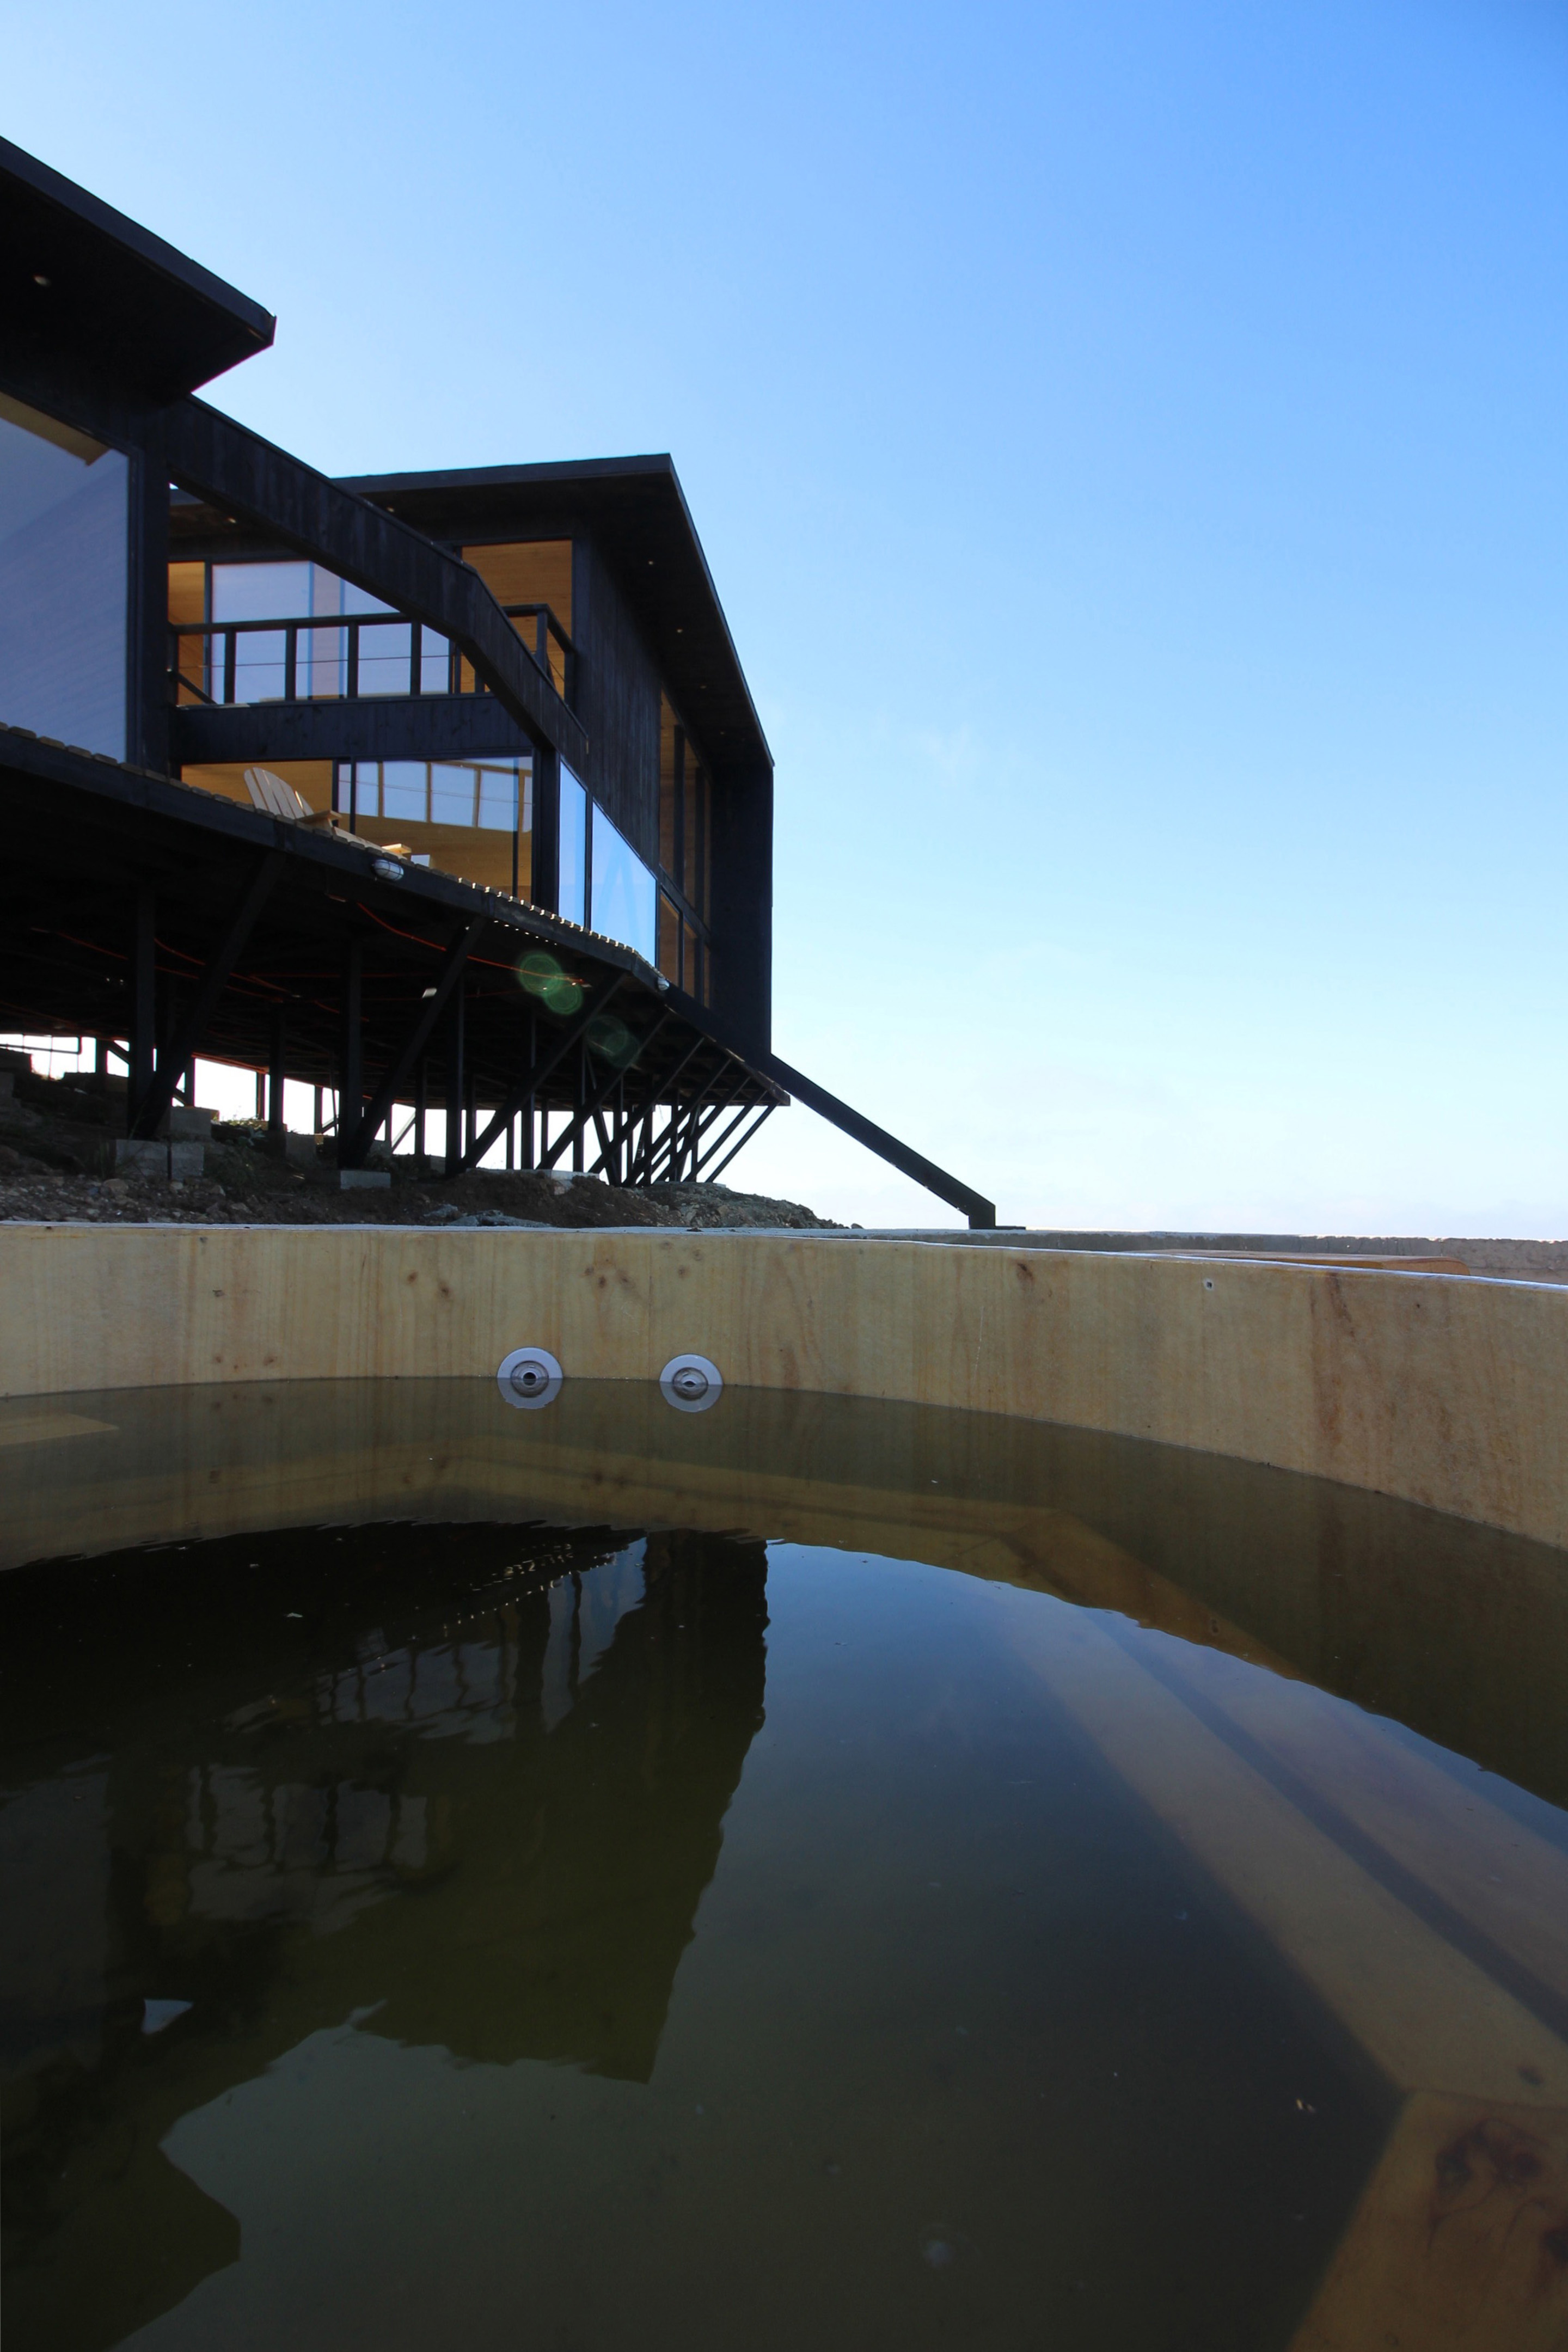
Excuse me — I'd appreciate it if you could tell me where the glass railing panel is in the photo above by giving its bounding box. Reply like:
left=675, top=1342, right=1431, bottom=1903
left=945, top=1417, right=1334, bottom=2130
left=171, top=556, right=573, bottom=713
left=352, top=620, right=413, bottom=699
left=185, top=564, right=457, bottom=706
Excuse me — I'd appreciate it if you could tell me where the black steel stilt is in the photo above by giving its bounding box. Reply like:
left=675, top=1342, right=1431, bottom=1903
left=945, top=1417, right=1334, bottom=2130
left=337, top=939, right=362, bottom=1167
left=444, top=985, right=465, bottom=1176
left=128, top=886, right=155, bottom=1134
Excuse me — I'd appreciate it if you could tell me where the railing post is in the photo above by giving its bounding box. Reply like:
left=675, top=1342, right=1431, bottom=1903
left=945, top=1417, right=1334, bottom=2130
left=284, top=623, right=297, bottom=702
left=347, top=620, right=359, bottom=700
left=223, top=628, right=236, bottom=705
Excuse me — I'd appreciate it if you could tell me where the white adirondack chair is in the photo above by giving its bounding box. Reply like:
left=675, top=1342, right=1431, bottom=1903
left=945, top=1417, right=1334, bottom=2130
left=242, top=768, right=337, bottom=828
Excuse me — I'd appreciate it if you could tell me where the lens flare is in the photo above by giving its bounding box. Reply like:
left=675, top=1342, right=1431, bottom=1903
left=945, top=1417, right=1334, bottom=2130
left=585, top=1013, right=638, bottom=1068
left=516, top=950, right=584, bottom=1015
left=516, top=950, right=559, bottom=996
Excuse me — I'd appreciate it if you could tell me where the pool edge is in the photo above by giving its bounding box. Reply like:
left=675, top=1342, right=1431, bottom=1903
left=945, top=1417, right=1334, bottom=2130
left=1, top=1222, right=1563, bottom=1549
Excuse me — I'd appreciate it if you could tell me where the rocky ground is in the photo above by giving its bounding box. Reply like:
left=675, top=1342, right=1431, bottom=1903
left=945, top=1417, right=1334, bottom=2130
left=0, top=1063, right=840, bottom=1232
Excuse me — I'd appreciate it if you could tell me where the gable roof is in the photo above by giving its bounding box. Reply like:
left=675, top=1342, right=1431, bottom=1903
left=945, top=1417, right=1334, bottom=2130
left=336, top=455, right=771, bottom=776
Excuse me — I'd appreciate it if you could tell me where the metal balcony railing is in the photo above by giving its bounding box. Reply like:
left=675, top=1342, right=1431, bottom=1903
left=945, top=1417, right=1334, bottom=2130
left=169, top=602, right=575, bottom=709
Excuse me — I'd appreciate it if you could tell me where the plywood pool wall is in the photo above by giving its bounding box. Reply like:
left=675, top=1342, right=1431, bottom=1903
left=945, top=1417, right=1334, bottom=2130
left=2, top=1222, right=1565, bottom=1549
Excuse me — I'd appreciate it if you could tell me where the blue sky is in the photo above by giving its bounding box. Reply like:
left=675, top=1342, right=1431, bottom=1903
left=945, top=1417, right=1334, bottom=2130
left=9, top=0, right=1568, bottom=1230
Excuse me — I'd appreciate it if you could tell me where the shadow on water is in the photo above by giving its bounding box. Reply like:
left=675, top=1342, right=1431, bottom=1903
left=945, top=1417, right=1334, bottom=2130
left=3, top=1380, right=1568, bottom=2348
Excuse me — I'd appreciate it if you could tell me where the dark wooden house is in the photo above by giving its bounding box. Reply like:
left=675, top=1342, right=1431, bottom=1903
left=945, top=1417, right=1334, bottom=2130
left=0, top=137, right=991, bottom=1222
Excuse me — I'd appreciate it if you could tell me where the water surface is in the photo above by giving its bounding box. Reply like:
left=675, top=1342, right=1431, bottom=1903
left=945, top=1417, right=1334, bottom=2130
left=4, top=1381, right=1567, bottom=2350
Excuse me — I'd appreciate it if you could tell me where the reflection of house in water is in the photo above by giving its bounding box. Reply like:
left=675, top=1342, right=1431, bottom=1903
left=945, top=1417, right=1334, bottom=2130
left=157, top=1529, right=767, bottom=2078
left=1, top=1522, right=769, bottom=2349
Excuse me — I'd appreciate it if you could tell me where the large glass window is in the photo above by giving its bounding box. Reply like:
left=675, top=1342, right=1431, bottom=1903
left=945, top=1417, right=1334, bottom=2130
left=463, top=541, right=572, bottom=699
left=335, top=756, right=532, bottom=897
left=684, top=752, right=709, bottom=915
left=555, top=767, right=657, bottom=959
left=210, top=560, right=313, bottom=702
left=658, top=891, right=681, bottom=985
left=0, top=394, right=128, bottom=759
left=558, top=765, right=587, bottom=926
left=655, top=692, right=713, bottom=991
left=180, top=759, right=330, bottom=817
left=591, top=803, right=657, bottom=964
left=340, top=758, right=527, bottom=831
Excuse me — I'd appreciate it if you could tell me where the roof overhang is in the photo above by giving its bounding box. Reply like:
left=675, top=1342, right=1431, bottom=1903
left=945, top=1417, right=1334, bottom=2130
left=0, top=138, right=274, bottom=406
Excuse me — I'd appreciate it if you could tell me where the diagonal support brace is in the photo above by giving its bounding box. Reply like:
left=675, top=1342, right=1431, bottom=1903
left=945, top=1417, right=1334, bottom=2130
left=693, top=1097, right=765, bottom=1182
left=676, top=1066, right=751, bottom=1179
left=339, top=920, right=484, bottom=1168
left=457, top=973, right=629, bottom=1173
left=540, top=1010, right=673, bottom=1172
left=701, top=1102, right=776, bottom=1186
left=650, top=1056, right=731, bottom=1185
left=627, top=1037, right=708, bottom=1184
left=761, top=1052, right=996, bottom=1228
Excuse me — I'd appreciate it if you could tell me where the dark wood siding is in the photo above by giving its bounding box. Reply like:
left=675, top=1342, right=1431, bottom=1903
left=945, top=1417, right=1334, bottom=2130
left=571, top=536, right=660, bottom=867
left=709, top=758, right=773, bottom=1057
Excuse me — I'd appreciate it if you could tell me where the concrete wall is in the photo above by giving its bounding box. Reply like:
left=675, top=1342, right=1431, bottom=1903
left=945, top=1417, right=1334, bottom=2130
left=3, top=1221, right=1566, bottom=1549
